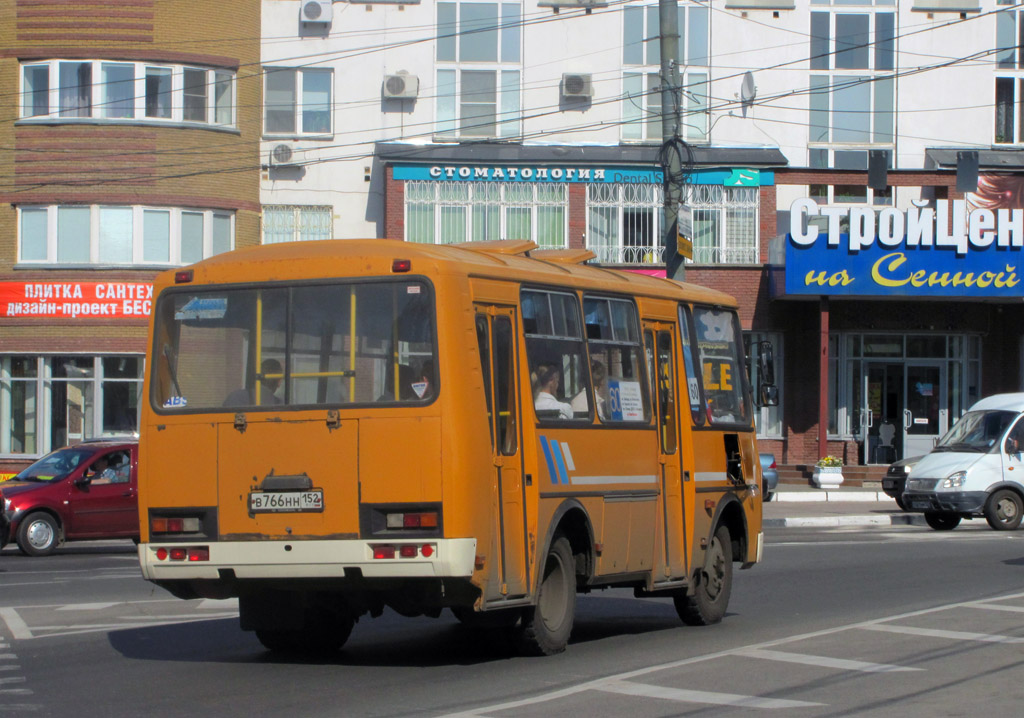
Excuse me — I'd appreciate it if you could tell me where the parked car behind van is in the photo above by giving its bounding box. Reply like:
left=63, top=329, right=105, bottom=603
left=902, top=393, right=1024, bottom=531
left=881, top=455, right=923, bottom=510
left=1, top=438, right=139, bottom=556
left=760, top=452, right=778, bottom=502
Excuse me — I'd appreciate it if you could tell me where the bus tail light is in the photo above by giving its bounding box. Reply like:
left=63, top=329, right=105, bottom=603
left=385, top=511, right=438, bottom=529
left=154, top=546, right=210, bottom=562
left=371, top=543, right=436, bottom=559
left=174, top=269, right=193, bottom=284
left=392, top=259, right=411, bottom=273
left=151, top=517, right=201, bottom=534
left=373, top=545, right=396, bottom=559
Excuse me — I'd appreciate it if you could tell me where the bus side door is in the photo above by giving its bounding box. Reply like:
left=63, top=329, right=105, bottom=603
left=644, top=323, right=689, bottom=581
left=475, top=306, right=529, bottom=600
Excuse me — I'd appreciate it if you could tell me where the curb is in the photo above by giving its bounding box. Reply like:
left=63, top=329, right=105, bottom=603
left=772, top=490, right=889, bottom=503
left=765, top=514, right=927, bottom=528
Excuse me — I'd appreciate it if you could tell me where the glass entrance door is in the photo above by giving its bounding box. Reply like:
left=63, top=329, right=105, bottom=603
left=904, top=363, right=946, bottom=458
left=864, top=363, right=902, bottom=465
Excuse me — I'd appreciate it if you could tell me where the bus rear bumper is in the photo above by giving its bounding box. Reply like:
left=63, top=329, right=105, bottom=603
left=139, top=538, right=478, bottom=581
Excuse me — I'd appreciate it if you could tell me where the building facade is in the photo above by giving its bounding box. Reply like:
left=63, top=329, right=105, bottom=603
left=0, top=0, right=262, bottom=475
left=4, top=0, right=1024, bottom=473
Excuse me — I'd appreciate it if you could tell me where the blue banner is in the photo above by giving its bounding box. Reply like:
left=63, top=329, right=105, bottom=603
left=783, top=234, right=1023, bottom=297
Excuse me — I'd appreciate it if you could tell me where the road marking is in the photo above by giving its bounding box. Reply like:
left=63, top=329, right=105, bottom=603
left=735, top=648, right=921, bottom=673
left=441, top=589, right=1024, bottom=718
left=198, top=598, right=239, bottom=610
left=595, top=680, right=821, bottom=709
left=967, top=601, right=1024, bottom=613
left=56, top=603, right=118, bottom=611
left=0, top=678, right=25, bottom=686
left=0, top=611, right=31, bottom=641
left=0, top=704, right=41, bottom=711
left=0, top=667, right=21, bottom=673
left=861, top=624, right=1024, bottom=644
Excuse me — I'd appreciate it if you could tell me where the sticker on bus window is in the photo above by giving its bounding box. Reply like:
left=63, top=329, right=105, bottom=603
left=608, top=380, right=645, bottom=421
left=407, top=285, right=421, bottom=294
left=175, top=297, right=228, bottom=320
left=163, top=396, right=188, bottom=408
left=411, top=381, right=428, bottom=398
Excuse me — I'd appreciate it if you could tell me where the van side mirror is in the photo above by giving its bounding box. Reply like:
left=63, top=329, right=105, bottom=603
left=759, top=384, right=779, bottom=408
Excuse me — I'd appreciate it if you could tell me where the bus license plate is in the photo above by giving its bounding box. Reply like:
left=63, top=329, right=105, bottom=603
left=249, top=490, right=324, bottom=513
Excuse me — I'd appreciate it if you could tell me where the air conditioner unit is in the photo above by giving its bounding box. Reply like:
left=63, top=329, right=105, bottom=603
left=562, top=73, right=593, bottom=99
left=383, top=72, right=419, bottom=100
left=300, top=0, right=333, bottom=23
left=269, top=143, right=299, bottom=167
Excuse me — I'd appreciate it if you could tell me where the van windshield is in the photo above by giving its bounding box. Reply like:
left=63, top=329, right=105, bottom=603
left=935, top=410, right=1017, bottom=453
left=151, top=280, right=437, bottom=411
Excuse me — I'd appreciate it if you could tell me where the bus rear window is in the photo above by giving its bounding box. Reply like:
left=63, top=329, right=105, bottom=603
left=152, top=280, right=436, bottom=411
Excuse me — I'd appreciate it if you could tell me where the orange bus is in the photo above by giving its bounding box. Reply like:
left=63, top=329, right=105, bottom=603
left=138, top=239, right=775, bottom=655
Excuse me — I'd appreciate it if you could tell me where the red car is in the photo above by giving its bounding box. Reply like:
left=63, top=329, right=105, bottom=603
left=1, top=439, right=139, bottom=556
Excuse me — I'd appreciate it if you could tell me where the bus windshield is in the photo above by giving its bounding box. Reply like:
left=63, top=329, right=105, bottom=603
left=151, top=280, right=437, bottom=411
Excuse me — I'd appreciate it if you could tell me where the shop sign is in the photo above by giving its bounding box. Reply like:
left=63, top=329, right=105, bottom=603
left=782, top=197, right=1024, bottom=297
left=393, top=164, right=774, bottom=187
left=1, top=281, right=153, bottom=318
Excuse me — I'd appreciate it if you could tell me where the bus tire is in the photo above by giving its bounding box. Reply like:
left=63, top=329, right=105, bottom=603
left=17, top=512, right=61, bottom=557
left=924, top=512, right=961, bottom=531
left=255, top=608, right=354, bottom=654
left=518, top=535, right=575, bottom=656
left=675, top=525, right=732, bottom=626
left=985, top=490, right=1024, bottom=531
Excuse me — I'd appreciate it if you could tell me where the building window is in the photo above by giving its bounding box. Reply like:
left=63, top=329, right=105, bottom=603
left=808, top=9, right=894, bottom=159
left=686, top=185, right=760, bottom=264
left=264, top=68, right=333, bottom=136
left=622, top=2, right=709, bottom=142
left=744, top=332, right=783, bottom=438
left=19, top=60, right=236, bottom=127
left=17, top=205, right=234, bottom=266
left=808, top=149, right=892, bottom=205
left=436, top=1, right=521, bottom=139
left=262, top=205, right=333, bottom=244
left=405, top=181, right=566, bottom=246
left=587, top=183, right=664, bottom=264
left=0, top=355, right=143, bottom=459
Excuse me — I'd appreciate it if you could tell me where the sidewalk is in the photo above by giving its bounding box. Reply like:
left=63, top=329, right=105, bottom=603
left=764, top=483, right=926, bottom=528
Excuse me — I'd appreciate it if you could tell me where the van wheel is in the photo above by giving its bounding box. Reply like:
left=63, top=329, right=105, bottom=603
left=924, top=512, right=961, bottom=531
left=17, top=512, right=61, bottom=557
left=895, top=496, right=908, bottom=511
left=985, top=490, right=1024, bottom=531
left=518, top=535, right=575, bottom=656
left=675, top=525, right=733, bottom=626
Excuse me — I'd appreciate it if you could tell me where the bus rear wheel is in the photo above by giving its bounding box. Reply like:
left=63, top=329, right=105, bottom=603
left=518, top=535, right=575, bottom=656
left=255, top=608, right=354, bottom=654
left=675, top=525, right=733, bottom=626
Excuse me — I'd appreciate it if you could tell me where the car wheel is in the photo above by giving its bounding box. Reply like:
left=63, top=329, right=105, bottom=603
left=895, top=496, right=907, bottom=511
left=517, top=535, right=576, bottom=656
left=16, top=512, right=61, bottom=557
left=924, top=512, right=961, bottom=531
left=984, top=490, right=1024, bottom=531
left=675, top=525, right=733, bottom=626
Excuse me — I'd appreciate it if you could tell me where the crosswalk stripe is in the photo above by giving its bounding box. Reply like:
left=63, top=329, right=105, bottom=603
left=862, top=624, right=1024, bottom=644
left=736, top=648, right=920, bottom=673
left=595, top=680, right=822, bottom=709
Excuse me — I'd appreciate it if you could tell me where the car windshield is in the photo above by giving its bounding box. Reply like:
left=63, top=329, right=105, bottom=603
left=935, top=410, right=1017, bottom=453
left=13, top=447, right=93, bottom=482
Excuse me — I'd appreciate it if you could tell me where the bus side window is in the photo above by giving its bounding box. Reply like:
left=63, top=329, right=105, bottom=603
left=522, top=289, right=587, bottom=422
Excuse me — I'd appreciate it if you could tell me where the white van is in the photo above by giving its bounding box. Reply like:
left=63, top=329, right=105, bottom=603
left=902, top=393, right=1024, bottom=531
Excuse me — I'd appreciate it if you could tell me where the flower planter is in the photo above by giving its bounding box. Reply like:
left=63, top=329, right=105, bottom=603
left=812, top=466, right=844, bottom=488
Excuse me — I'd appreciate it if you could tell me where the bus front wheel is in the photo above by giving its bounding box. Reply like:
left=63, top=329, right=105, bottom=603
left=675, top=525, right=733, bottom=626
left=518, top=535, right=575, bottom=656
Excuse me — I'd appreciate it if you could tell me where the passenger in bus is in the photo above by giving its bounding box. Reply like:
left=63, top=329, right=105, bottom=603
left=533, top=364, right=574, bottom=420
left=571, top=360, right=608, bottom=419
left=223, top=358, right=283, bottom=407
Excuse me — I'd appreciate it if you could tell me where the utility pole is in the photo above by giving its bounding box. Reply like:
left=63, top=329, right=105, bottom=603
left=659, top=0, right=686, bottom=281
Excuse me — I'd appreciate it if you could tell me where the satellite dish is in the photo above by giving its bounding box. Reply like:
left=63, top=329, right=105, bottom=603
left=740, top=71, right=757, bottom=103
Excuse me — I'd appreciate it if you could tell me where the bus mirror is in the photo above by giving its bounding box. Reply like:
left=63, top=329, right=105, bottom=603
left=758, top=341, right=775, bottom=385
left=759, top=384, right=779, bottom=408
